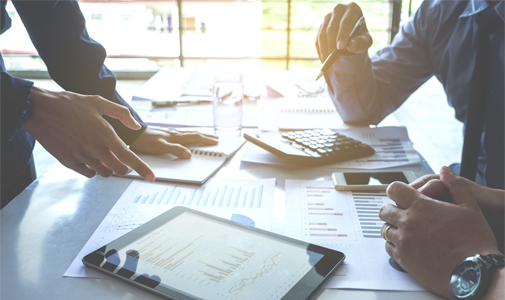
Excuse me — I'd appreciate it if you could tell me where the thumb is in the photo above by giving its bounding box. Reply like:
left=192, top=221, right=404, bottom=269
left=440, top=166, right=479, bottom=208
left=347, top=34, right=373, bottom=53
left=95, top=97, right=142, bottom=130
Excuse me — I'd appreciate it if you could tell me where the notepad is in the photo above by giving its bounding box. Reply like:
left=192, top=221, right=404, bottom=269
left=122, top=136, right=246, bottom=184
left=278, top=98, right=344, bottom=130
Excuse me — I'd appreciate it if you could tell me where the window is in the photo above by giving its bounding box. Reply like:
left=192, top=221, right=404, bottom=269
left=0, top=0, right=421, bottom=75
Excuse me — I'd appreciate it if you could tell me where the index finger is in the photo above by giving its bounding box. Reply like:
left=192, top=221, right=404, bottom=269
left=386, top=181, right=420, bottom=209
left=410, top=174, right=440, bottom=190
left=379, top=203, right=403, bottom=227
left=172, top=132, right=219, bottom=145
left=106, top=137, right=155, bottom=182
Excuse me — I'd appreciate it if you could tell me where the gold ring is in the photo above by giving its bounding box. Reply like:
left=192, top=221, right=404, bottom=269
left=385, top=225, right=392, bottom=243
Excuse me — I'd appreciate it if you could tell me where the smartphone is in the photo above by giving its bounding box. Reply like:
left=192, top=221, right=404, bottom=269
left=332, top=171, right=417, bottom=191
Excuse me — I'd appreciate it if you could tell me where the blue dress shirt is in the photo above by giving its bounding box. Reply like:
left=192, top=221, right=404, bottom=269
left=326, top=0, right=504, bottom=189
left=1, top=0, right=147, bottom=199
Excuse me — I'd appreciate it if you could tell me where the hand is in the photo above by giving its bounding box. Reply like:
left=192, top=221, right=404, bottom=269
left=412, top=167, right=505, bottom=246
left=315, top=2, right=373, bottom=66
left=130, top=127, right=218, bottom=158
left=23, top=87, right=155, bottom=182
left=379, top=169, right=500, bottom=298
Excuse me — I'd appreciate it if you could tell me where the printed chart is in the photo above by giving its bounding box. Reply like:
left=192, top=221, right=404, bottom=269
left=300, top=184, right=389, bottom=242
left=284, top=180, right=425, bottom=292
left=65, top=178, right=275, bottom=278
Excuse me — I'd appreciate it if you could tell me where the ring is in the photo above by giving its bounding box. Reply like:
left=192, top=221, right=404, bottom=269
left=385, top=225, right=392, bottom=243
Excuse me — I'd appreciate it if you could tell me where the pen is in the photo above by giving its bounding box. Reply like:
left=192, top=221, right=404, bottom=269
left=315, top=16, right=366, bottom=81
left=152, top=100, right=211, bottom=108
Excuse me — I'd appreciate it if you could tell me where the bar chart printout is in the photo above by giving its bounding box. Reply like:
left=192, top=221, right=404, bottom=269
left=64, top=178, right=275, bottom=278
left=113, top=212, right=322, bottom=300
left=284, top=180, right=425, bottom=292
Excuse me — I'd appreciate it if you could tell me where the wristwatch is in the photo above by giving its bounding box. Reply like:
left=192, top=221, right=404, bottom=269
left=18, top=97, right=33, bottom=128
left=449, top=254, right=505, bottom=300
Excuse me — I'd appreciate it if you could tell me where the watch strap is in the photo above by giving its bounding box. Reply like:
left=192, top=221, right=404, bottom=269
left=482, top=254, right=505, bottom=268
left=18, top=97, right=33, bottom=128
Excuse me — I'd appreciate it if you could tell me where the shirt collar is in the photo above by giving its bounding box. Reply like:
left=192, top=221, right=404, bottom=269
left=460, top=0, right=505, bottom=22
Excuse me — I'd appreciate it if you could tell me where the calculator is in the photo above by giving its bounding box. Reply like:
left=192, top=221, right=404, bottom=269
left=244, top=129, right=374, bottom=165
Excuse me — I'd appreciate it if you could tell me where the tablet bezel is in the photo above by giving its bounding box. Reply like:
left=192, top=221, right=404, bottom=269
left=82, top=206, right=345, bottom=300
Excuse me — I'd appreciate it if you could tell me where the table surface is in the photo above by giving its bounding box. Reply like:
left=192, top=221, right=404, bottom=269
left=1, top=127, right=444, bottom=300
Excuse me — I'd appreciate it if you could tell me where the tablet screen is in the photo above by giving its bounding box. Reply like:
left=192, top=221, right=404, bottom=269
left=84, top=208, right=344, bottom=300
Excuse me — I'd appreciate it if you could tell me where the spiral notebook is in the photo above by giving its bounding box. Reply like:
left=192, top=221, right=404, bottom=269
left=278, top=98, right=344, bottom=130
left=121, top=136, right=246, bottom=184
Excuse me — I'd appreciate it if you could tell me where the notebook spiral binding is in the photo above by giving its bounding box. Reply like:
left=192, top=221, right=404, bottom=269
left=280, top=107, right=336, bottom=113
left=190, top=149, right=224, bottom=157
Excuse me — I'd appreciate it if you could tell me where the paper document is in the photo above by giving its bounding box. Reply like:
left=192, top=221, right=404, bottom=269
left=132, top=67, right=212, bottom=102
left=65, top=178, right=276, bottom=278
left=132, top=102, right=259, bottom=128
left=241, top=126, right=421, bottom=169
left=281, top=180, right=425, bottom=291
left=277, top=98, right=344, bottom=130
left=123, top=136, right=246, bottom=184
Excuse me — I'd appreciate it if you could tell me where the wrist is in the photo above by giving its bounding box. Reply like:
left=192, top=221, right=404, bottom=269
left=21, top=86, right=49, bottom=132
left=18, top=87, right=35, bottom=129
left=332, top=52, right=368, bottom=75
left=483, top=267, right=505, bottom=300
left=450, top=253, right=505, bottom=300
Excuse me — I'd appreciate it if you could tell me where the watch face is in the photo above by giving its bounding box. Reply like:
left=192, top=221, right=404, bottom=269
left=450, top=260, right=482, bottom=298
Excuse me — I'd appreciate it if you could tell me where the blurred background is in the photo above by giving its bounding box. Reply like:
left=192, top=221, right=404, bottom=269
left=1, top=0, right=423, bottom=78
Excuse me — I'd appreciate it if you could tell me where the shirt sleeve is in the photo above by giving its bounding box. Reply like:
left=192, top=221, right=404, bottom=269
left=11, top=0, right=145, bottom=145
left=325, top=2, right=434, bottom=125
left=0, top=71, right=34, bottom=144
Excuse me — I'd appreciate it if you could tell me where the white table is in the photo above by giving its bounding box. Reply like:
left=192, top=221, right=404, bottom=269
left=1, top=135, right=443, bottom=300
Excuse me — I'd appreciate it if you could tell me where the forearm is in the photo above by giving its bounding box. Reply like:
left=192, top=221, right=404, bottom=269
left=324, top=3, right=435, bottom=126
left=326, top=52, right=398, bottom=125
left=483, top=268, right=505, bottom=300
left=12, top=0, right=145, bottom=144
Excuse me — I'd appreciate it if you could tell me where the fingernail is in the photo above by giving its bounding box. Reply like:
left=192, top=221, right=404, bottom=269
left=442, top=166, right=454, bottom=174
left=145, top=173, right=155, bottom=182
left=349, top=40, right=357, bottom=51
left=337, top=41, right=343, bottom=49
left=183, top=150, right=192, bottom=159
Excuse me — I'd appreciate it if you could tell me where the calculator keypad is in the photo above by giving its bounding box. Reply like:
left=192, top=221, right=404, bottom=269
left=281, top=129, right=371, bottom=158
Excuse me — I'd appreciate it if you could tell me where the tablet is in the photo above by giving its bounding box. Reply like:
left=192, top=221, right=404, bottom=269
left=83, top=207, right=345, bottom=300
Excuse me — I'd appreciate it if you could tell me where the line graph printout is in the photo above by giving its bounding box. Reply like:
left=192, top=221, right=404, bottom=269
left=65, top=178, right=275, bottom=278
left=104, top=212, right=322, bottom=300
left=282, top=180, right=425, bottom=292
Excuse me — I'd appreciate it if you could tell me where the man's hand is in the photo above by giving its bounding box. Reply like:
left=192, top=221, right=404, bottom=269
left=315, top=2, right=373, bottom=66
left=130, top=127, right=218, bottom=158
left=379, top=169, right=500, bottom=298
left=412, top=167, right=505, bottom=246
left=23, top=87, right=155, bottom=182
